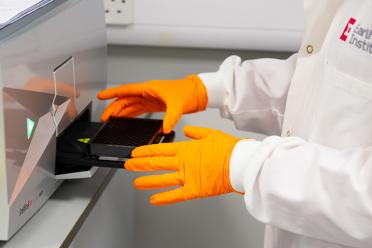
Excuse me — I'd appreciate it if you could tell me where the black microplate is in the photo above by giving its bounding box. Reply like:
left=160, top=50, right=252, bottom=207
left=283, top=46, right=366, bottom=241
left=56, top=117, right=171, bottom=173
left=90, top=118, right=163, bottom=158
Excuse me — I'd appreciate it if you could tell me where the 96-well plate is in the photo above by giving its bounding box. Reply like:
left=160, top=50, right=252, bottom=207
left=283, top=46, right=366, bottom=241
left=90, top=118, right=163, bottom=158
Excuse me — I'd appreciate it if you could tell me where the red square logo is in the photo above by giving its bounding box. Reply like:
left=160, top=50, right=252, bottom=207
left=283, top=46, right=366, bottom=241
left=340, top=17, right=356, bottom=41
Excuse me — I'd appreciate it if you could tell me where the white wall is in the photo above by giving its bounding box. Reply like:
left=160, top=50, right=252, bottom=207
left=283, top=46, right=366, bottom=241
left=106, top=45, right=291, bottom=248
left=107, top=0, right=304, bottom=51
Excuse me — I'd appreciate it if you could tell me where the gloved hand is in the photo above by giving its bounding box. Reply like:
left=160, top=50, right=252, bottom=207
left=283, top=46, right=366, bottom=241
left=125, top=126, right=242, bottom=205
left=97, top=75, right=208, bottom=134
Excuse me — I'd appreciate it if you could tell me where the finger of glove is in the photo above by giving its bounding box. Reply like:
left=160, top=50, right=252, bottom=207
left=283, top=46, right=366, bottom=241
left=101, top=97, right=142, bottom=122
left=118, top=99, right=164, bottom=116
left=116, top=104, right=145, bottom=118
left=183, top=126, right=214, bottom=139
left=97, top=83, right=146, bottom=100
left=131, top=142, right=182, bottom=157
left=125, top=157, right=177, bottom=171
left=150, top=188, right=186, bottom=206
left=163, top=105, right=182, bottom=134
left=134, top=173, right=182, bottom=190
left=121, top=109, right=146, bottom=118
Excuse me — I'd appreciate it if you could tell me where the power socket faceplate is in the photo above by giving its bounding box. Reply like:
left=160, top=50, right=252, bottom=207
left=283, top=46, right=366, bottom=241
left=104, top=0, right=133, bottom=26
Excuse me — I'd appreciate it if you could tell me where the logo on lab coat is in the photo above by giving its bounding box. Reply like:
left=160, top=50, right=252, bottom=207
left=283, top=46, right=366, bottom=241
left=340, top=17, right=356, bottom=41
left=340, top=17, right=372, bottom=54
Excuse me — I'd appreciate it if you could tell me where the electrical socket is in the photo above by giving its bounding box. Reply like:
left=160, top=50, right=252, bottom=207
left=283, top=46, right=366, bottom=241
left=104, top=0, right=133, bottom=26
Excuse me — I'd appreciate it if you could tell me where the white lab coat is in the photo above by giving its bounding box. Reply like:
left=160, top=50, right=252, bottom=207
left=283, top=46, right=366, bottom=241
left=199, top=0, right=372, bottom=247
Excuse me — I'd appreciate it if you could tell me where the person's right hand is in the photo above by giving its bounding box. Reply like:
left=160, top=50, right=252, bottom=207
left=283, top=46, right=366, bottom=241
left=97, top=75, right=208, bottom=134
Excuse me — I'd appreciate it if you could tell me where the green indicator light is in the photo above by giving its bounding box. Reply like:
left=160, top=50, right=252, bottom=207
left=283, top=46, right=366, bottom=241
left=78, top=138, right=90, bottom=144
left=26, top=118, right=35, bottom=140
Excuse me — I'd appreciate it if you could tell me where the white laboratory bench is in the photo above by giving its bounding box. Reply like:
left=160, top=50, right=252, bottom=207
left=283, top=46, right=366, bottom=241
left=0, top=168, right=116, bottom=248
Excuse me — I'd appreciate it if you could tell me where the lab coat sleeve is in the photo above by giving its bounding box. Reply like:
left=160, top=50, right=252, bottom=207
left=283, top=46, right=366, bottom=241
left=230, top=137, right=372, bottom=248
left=198, top=54, right=297, bottom=135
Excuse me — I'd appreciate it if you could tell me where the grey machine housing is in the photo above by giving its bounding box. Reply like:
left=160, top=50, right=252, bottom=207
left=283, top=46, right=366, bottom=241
left=0, top=0, right=107, bottom=240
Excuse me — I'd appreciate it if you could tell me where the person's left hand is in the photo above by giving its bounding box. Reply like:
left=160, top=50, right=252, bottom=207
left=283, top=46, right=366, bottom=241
left=125, top=126, right=243, bottom=205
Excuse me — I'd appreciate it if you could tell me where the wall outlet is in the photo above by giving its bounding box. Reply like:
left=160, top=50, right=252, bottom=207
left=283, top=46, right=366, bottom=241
left=104, top=0, right=133, bottom=26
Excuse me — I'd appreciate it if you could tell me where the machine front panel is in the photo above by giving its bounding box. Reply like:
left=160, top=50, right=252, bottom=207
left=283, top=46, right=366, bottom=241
left=0, top=0, right=107, bottom=240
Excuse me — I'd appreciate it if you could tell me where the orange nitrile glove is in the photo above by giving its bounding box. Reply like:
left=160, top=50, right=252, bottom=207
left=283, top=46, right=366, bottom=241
left=124, top=126, right=241, bottom=205
left=96, top=75, right=208, bottom=134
